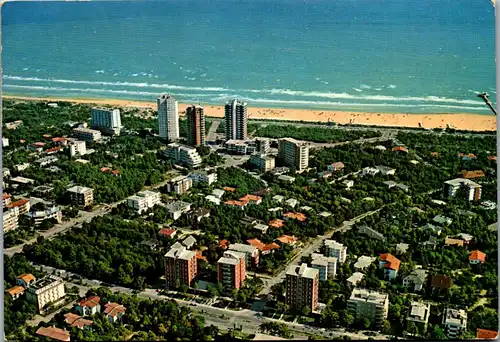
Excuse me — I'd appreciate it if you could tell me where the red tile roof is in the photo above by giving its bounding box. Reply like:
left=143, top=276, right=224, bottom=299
left=430, top=152, right=440, bottom=157
left=77, top=295, right=101, bottom=308
left=36, top=326, right=70, bottom=342
left=218, top=239, right=229, bottom=249
left=159, top=228, right=176, bottom=238
left=104, top=302, right=126, bottom=318
left=52, top=137, right=66, bottom=143
left=379, top=253, right=401, bottom=271
left=459, top=153, right=477, bottom=159
left=477, top=329, right=498, bottom=339
left=6, top=199, right=30, bottom=209
left=64, top=313, right=93, bottom=329
left=19, top=139, right=26, bottom=144
left=269, top=219, right=285, bottom=228
left=276, top=235, right=297, bottom=245
left=487, top=156, right=497, bottom=161
left=283, top=212, right=307, bottom=222
left=16, top=273, right=36, bottom=284
left=111, top=170, right=120, bottom=175
left=223, top=186, right=236, bottom=192
left=101, top=167, right=110, bottom=172
left=239, top=194, right=262, bottom=203
left=247, top=238, right=280, bottom=252
left=224, top=200, right=247, bottom=207
left=469, top=250, right=486, bottom=263
left=461, top=170, right=485, bottom=179
left=392, top=146, right=408, bottom=152
left=330, top=162, right=345, bottom=169
left=6, top=286, right=25, bottom=297
left=33, top=142, right=46, bottom=147
left=45, top=147, right=62, bottom=153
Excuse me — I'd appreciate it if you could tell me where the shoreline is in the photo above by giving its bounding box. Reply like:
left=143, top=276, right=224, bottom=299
left=3, top=95, right=497, bottom=131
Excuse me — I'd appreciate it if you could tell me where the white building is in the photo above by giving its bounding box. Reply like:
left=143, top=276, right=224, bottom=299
left=347, top=289, right=389, bottom=328
left=361, top=167, right=380, bottom=177
left=68, top=140, right=87, bottom=157
left=158, top=93, right=179, bottom=142
left=444, top=178, right=482, bottom=202
left=188, top=170, right=217, bottom=185
left=26, top=275, right=66, bottom=313
left=226, top=139, right=248, bottom=155
left=354, top=256, right=375, bottom=271
left=442, top=308, right=467, bottom=338
left=35, top=156, right=58, bottom=167
left=285, top=198, right=298, bottom=208
left=403, top=269, right=428, bottom=292
left=127, top=190, right=161, bottom=213
left=225, top=99, right=248, bottom=141
left=376, top=165, right=396, bottom=176
left=310, top=253, right=337, bottom=281
left=91, top=107, right=121, bottom=135
left=3, top=210, right=19, bottom=232
left=407, top=302, right=431, bottom=333
left=166, top=175, right=193, bottom=194
left=347, top=272, right=365, bottom=287
left=72, top=127, right=102, bottom=142
left=250, top=154, right=276, bottom=172
left=165, top=143, right=202, bottom=168
left=26, top=206, right=62, bottom=225
left=324, top=240, right=347, bottom=263
left=3, top=137, right=9, bottom=147
left=278, top=138, right=309, bottom=171
left=165, top=201, right=191, bottom=220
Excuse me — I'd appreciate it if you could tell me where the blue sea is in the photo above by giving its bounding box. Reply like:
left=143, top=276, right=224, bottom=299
left=1, top=0, right=496, bottom=114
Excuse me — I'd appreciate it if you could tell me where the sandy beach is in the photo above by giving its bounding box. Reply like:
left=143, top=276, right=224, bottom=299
left=4, top=95, right=497, bottom=131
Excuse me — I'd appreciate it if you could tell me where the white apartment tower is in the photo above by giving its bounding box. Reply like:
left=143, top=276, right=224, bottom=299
left=278, top=138, right=309, bottom=171
left=347, top=289, right=389, bottom=328
left=91, top=108, right=121, bottom=135
left=225, top=99, right=248, bottom=141
left=158, top=93, right=180, bottom=142
left=324, top=240, right=347, bottom=263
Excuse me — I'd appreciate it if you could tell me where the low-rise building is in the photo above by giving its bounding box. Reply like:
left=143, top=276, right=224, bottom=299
left=165, top=201, right=191, bottom=220
left=189, top=208, right=211, bottom=223
left=431, top=274, right=453, bottom=292
left=284, top=198, right=298, bottom=208
left=75, top=296, right=101, bottom=316
left=16, top=273, right=36, bottom=288
left=26, top=205, right=63, bottom=225
left=247, top=238, right=280, bottom=255
left=278, top=175, right=295, bottom=183
left=205, top=195, right=221, bottom=205
left=104, top=302, right=126, bottom=323
left=361, top=167, right=380, bottom=177
left=327, top=162, right=345, bottom=172
left=212, top=189, right=225, bottom=198
left=357, top=225, right=386, bottom=241
left=469, top=250, right=486, bottom=264
left=35, top=156, right=59, bottom=167
left=342, top=179, right=354, bottom=189
left=376, top=165, right=396, bottom=176
left=347, top=272, right=364, bottom=287
left=166, top=175, right=192, bottom=194
left=126, top=190, right=161, bottom=213
left=250, top=154, right=276, bottom=172
left=226, top=139, right=249, bottom=155
left=188, top=170, right=217, bottom=185
left=253, top=223, right=269, bottom=234
left=36, top=326, right=70, bottom=342
left=67, top=186, right=94, bottom=207
left=403, top=269, right=428, bottom=292
left=275, top=235, right=298, bottom=247
left=379, top=253, right=401, bottom=280
left=354, top=256, right=375, bottom=271
left=239, top=194, right=263, bottom=205
left=269, top=218, right=285, bottom=229
left=442, top=308, right=467, bottom=338
left=64, top=313, right=94, bottom=330
left=347, top=289, right=389, bottom=328
left=407, top=302, right=431, bottom=333
left=270, top=166, right=290, bottom=176
left=72, top=127, right=102, bottom=142
left=68, top=140, right=87, bottom=157
left=26, top=275, right=66, bottom=313
left=6, top=285, right=25, bottom=300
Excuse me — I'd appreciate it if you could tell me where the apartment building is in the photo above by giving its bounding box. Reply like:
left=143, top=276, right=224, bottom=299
left=255, top=138, right=271, bottom=153
left=407, top=302, right=431, bottom=333
left=347, top=289, right=389, bottom=327
left=278, top=138, right=309, bottom=171
left=442, top=308, right=467, bottom=338
left=26, top=205, right=62, bottom=225
left=158, top=93, right=180, bottom=142
left=166, top=175, right=193, bottom=194
left=165, top=201, right=191, bottom=220
left=225, top=99, right=248, bottom=141
left=164, top=245, right=198, bottom=288
left=310, top=253, right=337, bottom=281
left=165, top=143, right=202, bottom=168
left=186, top=105, right=206, bottom=146
left=443, top=178, right=482, bottom=202
left=26, top=275, right=66, bottom=313
left=286, top=264, right=319, bottom=312
left=226, top=139, right=249, bottom=155
left=324, top=240, right=347, bottom=263
left=72, top=127, right=102, bottom=142
left=67, top=186, right=94, bottom=207
left=188, top=170, right=217, bottom=185
left=126, top=190, right=161, bottom=213
left=228, top=243, right=260, bottom=268
left=218, top=250, right=246, bottom=290
left=91, top=107, right=121, bottom=135
left=3, top=210, right=19, bottom=232
left=68, top=140, right=87, bottom=157
left=7, top=199, right=31, bottom=215
left=250, top=154, right=276, bottom=172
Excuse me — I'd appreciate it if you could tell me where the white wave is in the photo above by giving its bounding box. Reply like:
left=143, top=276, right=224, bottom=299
left=375, top=88, right=382, bottom=91
left=388, top=84, right=397, bottom=89
left=2, top=84, right=222, bottom=98
left=22, top=68, right=29, bottom=71
left=131, top=73, right=139, bottom=76
left=353, top=88, right=363, bottom=92
left=3, top=75, right=487, bottom=106
left=360, top=84, right=371, bottom=89
left=94, top=70, right=105, bottom=74
left=322, top=81, right=329, bottom=85
left=3, top=75, right=229, bottom=92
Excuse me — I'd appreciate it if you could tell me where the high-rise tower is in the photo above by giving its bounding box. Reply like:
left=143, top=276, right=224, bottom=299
left=186, top=105, right=206, bottom=146
left=157, top=93, right=180, bottom=142
left=224, top=99, right=247, bottom=141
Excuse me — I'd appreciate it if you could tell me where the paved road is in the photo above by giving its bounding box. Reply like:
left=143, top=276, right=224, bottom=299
left=259, top=207, right=384, bottom=295
left=308, top=136, right=391, bottom=150
left=28, top=268, right=386, bottom=340
left=5, top=171, right=180, bottom=257
left=207, top=120, right=221, bottom=141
